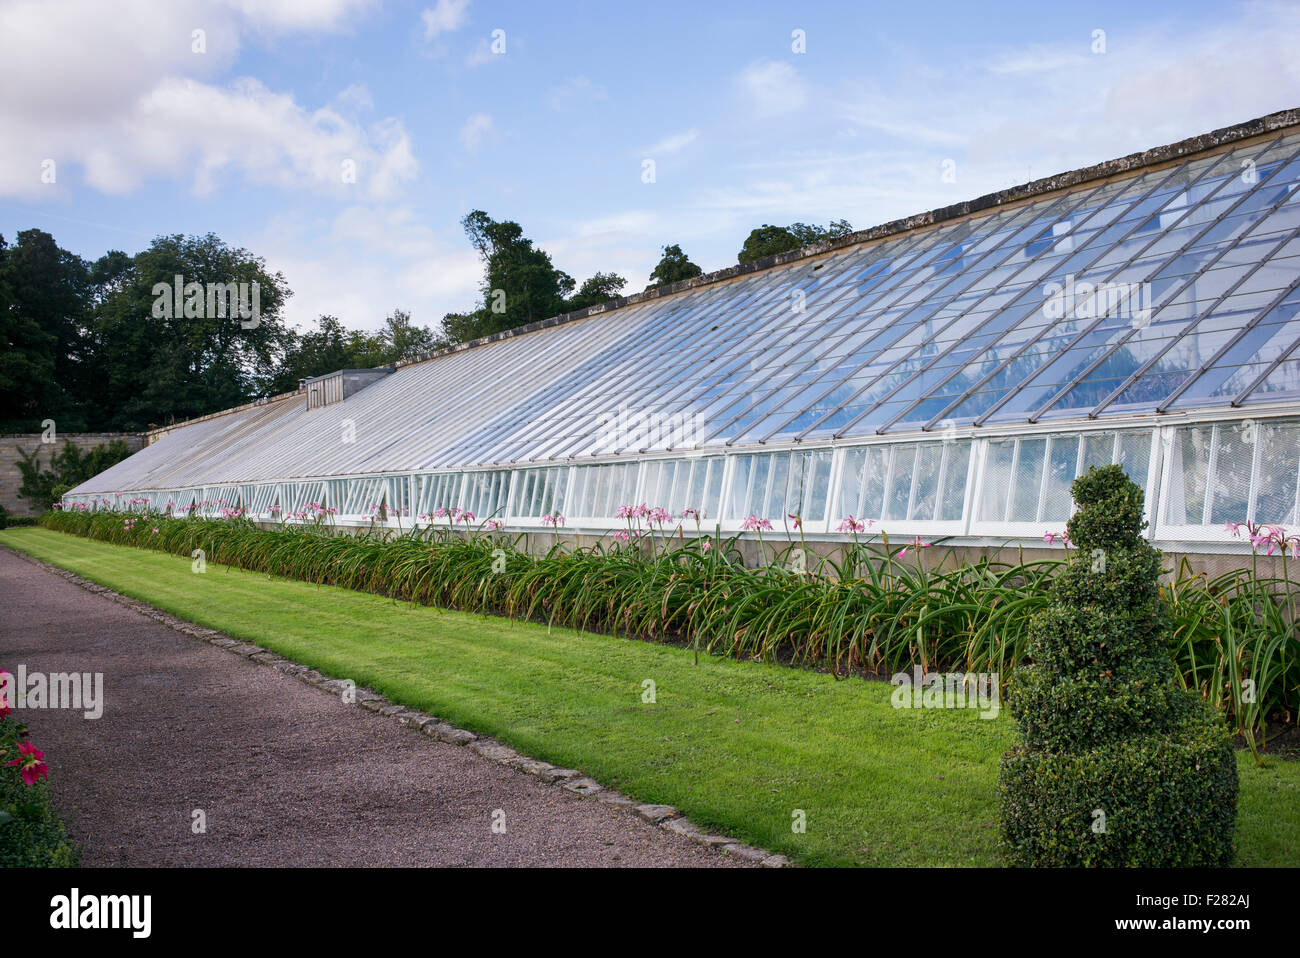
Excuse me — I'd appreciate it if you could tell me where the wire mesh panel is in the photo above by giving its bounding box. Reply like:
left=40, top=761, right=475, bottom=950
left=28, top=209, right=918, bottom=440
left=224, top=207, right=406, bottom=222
left=724, top=450, right=833, bottom=524
left=458, top=470, right=511, bottom=520
left=1160, top=418, right=1300, bottom=532
left=509, top=466, right=570, bottom=519
left=565, top=462, right=640, bottom=519
left=637, top=457, right=723, bottom=518
left=976, top=429, right=1154, bottom=530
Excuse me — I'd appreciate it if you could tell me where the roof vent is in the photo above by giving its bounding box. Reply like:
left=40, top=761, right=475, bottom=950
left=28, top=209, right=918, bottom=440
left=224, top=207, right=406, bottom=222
left=302, top=368, right=393, bottom=410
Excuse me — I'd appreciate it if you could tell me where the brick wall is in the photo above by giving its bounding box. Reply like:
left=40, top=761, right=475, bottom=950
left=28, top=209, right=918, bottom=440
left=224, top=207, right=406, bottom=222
left=0, top=433, right=147, bottom=516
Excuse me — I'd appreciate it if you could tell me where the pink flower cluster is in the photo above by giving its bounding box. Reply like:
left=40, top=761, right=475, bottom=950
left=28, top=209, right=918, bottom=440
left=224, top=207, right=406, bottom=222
left=837, top=516, right=872, bottom=534
left=6, top=741, right=47, bottom=786
left=895, top=536, right=931, bottom=558
left=288, top=502, right=337, bottom=521
left=1227, top=521, right=1300, bottom=557
left=1, top=670, right=49, bottom=787
left=419, top=507, right=475, bottom=524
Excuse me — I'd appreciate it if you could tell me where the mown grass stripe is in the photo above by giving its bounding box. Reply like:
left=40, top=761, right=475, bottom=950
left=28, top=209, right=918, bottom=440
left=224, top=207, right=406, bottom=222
left=2, top=527, right=1297, bottom=867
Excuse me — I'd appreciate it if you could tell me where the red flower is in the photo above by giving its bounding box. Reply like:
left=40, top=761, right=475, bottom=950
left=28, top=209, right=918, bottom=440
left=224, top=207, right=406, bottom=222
left=7, top=741, right=48, bottom=786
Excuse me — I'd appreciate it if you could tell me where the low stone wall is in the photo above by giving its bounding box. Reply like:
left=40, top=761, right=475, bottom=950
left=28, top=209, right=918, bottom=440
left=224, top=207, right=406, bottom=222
left=0, top=433, right=147, bottom=516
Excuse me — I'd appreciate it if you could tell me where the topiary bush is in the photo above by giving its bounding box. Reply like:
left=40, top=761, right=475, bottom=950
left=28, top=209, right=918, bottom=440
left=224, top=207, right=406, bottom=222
left=999, top=464, right=1238, bottom=866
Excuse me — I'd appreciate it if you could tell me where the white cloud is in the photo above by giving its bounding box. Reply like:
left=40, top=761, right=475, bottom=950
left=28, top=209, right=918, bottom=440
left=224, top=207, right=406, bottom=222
left=421, top=0, right=470, bottom=40
left=0, top=0, right=415, bottom=199
left=548, top=76, right=609, bottom=111
left=573, top=210, right=661, bottom=239
left=256, top=205, right=484, bottom=331
left=736, top=60, right=808, bottom=116
left=465, top=36, right=498, bottom=67
left=335, top=83, right=375, bottom=112
left=459, top=113, right=494, bottom=153
left=220, top=0, right=378, bottom=33
left=643, top=129, right=697, bottom=155
left=986, top=45, right=1088, bottom=75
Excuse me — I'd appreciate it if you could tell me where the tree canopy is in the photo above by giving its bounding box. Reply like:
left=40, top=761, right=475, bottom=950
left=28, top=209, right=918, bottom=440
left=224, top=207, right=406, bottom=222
left=1, top=211, right=850, bottom=434
left=645, top=244, right=703, bottom=289
left=736, top=220, right=854, bottom=265
left=439, top=210, right=628, bottom=343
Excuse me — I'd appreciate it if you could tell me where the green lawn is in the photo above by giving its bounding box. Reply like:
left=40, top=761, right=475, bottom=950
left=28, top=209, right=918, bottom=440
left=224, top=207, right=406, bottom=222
left=4, top=526, right=1297, bottom=867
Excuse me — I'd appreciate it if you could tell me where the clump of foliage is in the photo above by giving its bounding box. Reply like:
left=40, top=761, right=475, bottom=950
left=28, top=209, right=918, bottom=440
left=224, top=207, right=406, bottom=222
left=16, top=439, right=134, bottom=512
left=646, top=244, right=703, bottom=289
left=0, top=691, right=78, bottom=867
left=737, top=220, right=854, bottom=264
left=999, top=466, right=1238, bottom=866
left=0, top=505, right=36, bottom=529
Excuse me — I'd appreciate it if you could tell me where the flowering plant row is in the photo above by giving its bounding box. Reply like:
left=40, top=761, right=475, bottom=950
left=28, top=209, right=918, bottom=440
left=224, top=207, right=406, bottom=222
left=39, top=501, right=1300, bottom=760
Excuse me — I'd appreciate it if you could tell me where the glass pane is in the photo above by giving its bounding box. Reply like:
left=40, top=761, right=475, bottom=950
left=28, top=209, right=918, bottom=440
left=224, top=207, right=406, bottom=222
left=1163, top=426, right=1209, bottom=525
left=1254, top=421, right=1300, bottom=526
left=1042, top=435, right=1080, bottom=520
left=937, top=441, right=971, bottom=520
left=908, top=443, right=942, bottom=520
left=1011, top=438, right=1047, bottom=521
left=1208, top=423, right=1254, bottom=525
left=885, top=445, right=916, bottom=520
left=979, top=439, right=1016, bottom=522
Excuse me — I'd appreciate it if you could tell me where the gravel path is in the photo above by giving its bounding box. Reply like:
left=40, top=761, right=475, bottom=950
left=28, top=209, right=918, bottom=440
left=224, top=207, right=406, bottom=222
left=0, top=548, right=746, bottom=867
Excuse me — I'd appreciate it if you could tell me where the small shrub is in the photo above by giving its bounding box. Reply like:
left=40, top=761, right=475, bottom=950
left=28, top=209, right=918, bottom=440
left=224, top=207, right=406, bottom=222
left=0, top=703, right=78, bottom=867
left=999, top=465, right=1238, bottom=866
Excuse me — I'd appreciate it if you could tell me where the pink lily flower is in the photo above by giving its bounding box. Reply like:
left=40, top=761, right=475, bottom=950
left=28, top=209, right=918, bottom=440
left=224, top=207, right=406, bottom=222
left=7, top=741, right=48, bottom=786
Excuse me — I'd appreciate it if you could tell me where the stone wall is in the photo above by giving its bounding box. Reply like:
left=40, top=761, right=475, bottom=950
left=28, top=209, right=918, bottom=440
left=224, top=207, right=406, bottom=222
left=0, top=433, right=147, bottom=516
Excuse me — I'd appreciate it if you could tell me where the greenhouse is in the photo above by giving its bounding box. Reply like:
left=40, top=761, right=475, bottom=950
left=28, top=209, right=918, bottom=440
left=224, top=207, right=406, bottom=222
left=64, top=109, right=1300, bottom=552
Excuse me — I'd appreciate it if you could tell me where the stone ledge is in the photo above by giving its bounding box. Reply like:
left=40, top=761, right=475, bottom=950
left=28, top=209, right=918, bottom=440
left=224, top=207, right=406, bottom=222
left=0, top=543, right=791, bottom=868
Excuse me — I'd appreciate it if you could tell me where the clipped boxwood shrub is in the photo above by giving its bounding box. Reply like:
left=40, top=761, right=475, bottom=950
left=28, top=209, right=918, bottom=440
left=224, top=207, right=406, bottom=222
left=999, top=465, right=1238, bottom=866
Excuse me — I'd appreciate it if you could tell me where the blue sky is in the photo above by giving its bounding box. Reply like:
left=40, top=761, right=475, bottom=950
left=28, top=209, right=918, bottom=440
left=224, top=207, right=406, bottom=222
left=2, top=0, right=1298, bottom=332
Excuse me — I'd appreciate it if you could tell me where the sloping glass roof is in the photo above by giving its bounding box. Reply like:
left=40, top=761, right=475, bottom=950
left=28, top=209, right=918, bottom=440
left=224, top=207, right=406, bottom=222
left=72, top=122, right=1300, bottom=495
left=433, top=130, right=1300, bottom=467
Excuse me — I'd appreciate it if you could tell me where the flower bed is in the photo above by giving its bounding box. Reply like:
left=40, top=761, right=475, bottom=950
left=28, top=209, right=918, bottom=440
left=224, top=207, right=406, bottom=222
left=40, top=499, right=1299, bottom=761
